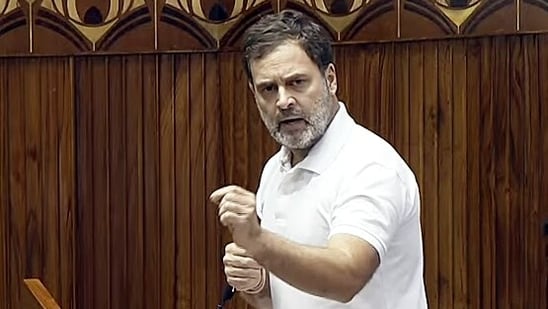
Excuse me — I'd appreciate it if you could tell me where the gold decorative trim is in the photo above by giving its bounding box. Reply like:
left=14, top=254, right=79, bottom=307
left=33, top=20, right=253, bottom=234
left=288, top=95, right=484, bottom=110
left=29, top=1, right=33, bottom=53
left=163, top=0, right=269, bottom=46
left=292, top=0, right=371, bottom=35
left=434, top=0, right=483, bottom=31
left=398, top=0, right=401, bottom=37
left=516, top=0, right=520, bottom=31
left=0, top=0, right=18, bottom=16
left=154, top=0, right=158, bottom=50
left=38, top=0, right=147, bottom=45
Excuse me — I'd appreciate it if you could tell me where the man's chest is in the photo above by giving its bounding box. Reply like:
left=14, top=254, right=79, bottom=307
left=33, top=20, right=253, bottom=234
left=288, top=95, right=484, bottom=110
left=259, top=169, right=338, bottom=246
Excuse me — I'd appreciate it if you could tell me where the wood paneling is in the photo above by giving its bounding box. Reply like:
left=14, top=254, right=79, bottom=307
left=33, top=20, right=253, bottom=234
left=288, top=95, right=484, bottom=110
left=0, top=45, right=8, bottom=309
left=0, top=58, right=75, bottom=308
left=73, top=54, right=225, bottom=309
left=330, top=35, right=548, bottom=309
left=1, top=35, right=547, bottom=309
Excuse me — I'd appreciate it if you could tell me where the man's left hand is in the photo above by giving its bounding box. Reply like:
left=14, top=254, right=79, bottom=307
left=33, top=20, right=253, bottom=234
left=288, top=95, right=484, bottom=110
left=210, top=185, right=261, bottom=250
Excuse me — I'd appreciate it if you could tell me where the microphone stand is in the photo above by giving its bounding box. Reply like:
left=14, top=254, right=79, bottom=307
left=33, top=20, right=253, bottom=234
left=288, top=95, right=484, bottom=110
left=216, top=285, right=236, bottom=308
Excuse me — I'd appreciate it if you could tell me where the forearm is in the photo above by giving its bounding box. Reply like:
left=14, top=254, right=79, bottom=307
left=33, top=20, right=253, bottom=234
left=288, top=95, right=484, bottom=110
left=249, top=230, right=372, bottom=303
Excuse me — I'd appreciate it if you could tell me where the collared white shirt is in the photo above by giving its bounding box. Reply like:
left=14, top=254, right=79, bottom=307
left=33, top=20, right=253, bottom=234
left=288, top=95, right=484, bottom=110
left=255, top=102, right=428, bottom=309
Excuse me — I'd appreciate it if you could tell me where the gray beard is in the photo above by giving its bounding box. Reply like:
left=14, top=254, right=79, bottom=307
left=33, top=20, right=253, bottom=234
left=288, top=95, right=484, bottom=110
left=260, top=88, right=334, bottom=150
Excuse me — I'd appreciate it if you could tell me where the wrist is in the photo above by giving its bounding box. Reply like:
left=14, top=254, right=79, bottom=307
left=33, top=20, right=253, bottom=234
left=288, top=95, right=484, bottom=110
left=243, top=267, right=267, bottom=294
left=248, top=228, right=270, bottom=264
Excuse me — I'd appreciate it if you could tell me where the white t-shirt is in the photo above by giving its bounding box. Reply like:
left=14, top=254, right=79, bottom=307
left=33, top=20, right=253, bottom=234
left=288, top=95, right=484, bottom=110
left=255, top=102, right=428, bottom=309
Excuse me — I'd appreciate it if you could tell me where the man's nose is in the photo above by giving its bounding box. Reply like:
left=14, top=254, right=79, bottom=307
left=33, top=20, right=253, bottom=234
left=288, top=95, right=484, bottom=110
left=276, top=87, right=295, bottom=110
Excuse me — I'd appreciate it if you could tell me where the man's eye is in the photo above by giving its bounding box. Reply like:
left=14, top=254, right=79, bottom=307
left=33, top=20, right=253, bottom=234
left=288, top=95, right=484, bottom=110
left=291, top=79, right=305, bottom=86
left=262, top=85, right=275, bottom=93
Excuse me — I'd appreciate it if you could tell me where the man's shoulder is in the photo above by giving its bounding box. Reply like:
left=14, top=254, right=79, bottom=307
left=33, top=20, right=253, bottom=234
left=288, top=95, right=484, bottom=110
left=342, top=125, right=402, bottom=166
left=262, top=148, right=283, bottom=172
left=339, top=124, right=418, bottom=187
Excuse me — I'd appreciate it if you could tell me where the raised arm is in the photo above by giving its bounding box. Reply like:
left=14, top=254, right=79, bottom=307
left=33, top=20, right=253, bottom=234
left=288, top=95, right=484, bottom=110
left=211, top=166, right=405, bottom=303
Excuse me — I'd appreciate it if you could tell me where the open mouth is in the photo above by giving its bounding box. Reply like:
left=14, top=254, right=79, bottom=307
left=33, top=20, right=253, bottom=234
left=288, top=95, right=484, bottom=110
left=278, top=117, right=306, bottom=131
left=280, top=118, right=304, bottom=125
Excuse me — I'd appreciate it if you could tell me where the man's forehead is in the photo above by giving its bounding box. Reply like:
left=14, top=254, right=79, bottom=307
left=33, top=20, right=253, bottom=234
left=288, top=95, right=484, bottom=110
left=251, top=55, right=317, bottom=82
left=253, top=66, right=310, bottom=81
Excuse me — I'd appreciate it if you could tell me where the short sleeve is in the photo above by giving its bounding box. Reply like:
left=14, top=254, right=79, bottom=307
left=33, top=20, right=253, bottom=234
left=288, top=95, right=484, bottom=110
left=255, top=153, right=280, bottom=220
left=255, top=188, right=265, bottom=220
left=329, top=164, right=407, bottom=262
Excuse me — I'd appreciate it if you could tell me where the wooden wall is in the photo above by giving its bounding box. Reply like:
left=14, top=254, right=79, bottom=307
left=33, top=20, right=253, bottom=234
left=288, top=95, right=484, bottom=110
left=0, top=58, right=75, bottom=309
left=1, top=1, right=548, bottom=309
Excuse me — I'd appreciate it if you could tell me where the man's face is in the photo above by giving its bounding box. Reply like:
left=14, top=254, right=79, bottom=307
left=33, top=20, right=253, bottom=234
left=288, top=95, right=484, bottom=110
left=248, top=42, right=338, bottom=150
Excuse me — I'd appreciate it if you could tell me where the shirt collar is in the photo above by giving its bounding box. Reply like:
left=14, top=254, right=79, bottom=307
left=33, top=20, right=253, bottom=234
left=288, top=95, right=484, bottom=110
left=279, top=101, right=354, bottom=174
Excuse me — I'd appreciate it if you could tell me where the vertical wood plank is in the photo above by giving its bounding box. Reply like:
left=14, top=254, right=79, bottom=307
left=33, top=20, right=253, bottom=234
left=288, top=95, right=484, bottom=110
left=142, top=55, right=161, bottom=309
left=8, top=58, right=27, bottom=309
left=437, top=40, right=453, bottom=309
left=479, top=37, right=496, bottom=309
left=333, top=47, right=350, bottom=107
left=353, top=47, right=366, bottom=126
left=465, top=38, right=481, bottom=309
left=234, top=53, right=249, bottom=190
left=380, top=43, right=395, bottom=142
left=174, top=54, right=192, bottom=309
left=408, top=41, right=424, bottom=199
left=0, top=58, right=9, bottom=309
left=538, top=34, right=548, bottom=309
left=158, top=54, right=175, bottom=309
left=219, top=53, right=235, bottom=185
left=452, top=39, right=468, bottom=309
left=492, top=36, right=510, bottom=309
left=92, top=57, right=111, bottom=309
left=75, top=58, right=95, bottom=309
left=41, top=58, right=60, bottom=303
left=108, top=56, right=127, bottom=309
left=204, top=52, right=223, bottom=309
left=508, top=35, right=526, bottom=308
left=190, top=53, right=207, bottom=309
left=25, top=59, right=43, bottom=279
left=126, top=55, right=144, bottom=309
left=523, top=34, right=541, bottom=309
left=407, top=42, right=426, bottom=308
left=422, top=40, right=439, bottom=309
left=59, top=57, right=75, bottom=309
left=394, top=42, right=410, bottom=159
left=364, top=45, right=381, bottom=131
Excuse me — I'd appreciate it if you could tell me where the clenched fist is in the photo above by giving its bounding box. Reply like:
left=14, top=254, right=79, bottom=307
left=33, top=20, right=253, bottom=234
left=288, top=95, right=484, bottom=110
left=210, top=185, right=262, bottom=250
left=223, top=242, right=267, bottom=293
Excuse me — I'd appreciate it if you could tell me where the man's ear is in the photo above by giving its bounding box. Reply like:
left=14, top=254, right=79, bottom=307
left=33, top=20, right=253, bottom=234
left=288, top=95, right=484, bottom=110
left=248, top=81, right=256, bottom=94
left=325, top=63, right=338, bottom=95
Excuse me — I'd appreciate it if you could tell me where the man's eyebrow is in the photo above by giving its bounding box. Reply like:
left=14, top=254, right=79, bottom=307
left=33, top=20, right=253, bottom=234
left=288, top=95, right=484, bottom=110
left=254, top=73, right=308, bottom=88
left=255, top=80, right=273, bottom=88
left=283, top=73, right=307, bottom=80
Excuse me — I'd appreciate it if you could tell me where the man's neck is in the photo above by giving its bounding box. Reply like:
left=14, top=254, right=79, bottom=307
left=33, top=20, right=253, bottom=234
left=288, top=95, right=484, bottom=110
left=290, top=149, right=309, bottom=166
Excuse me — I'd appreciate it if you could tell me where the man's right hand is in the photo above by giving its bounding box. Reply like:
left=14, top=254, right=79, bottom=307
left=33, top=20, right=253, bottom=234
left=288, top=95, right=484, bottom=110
left=223, top=242, right=266, bottom=293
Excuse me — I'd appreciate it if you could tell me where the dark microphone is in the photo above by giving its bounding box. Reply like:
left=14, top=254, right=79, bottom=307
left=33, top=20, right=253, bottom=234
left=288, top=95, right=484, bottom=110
left=216, top=285, right=236, bottom=308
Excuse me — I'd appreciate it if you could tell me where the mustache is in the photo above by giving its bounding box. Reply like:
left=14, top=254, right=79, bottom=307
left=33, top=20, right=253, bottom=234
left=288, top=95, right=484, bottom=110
left=277, top=110, right=305, bottom=123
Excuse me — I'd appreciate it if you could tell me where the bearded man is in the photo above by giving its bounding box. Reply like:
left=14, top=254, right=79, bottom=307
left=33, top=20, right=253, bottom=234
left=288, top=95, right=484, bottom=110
left=210, top=9, right=429, bottom=309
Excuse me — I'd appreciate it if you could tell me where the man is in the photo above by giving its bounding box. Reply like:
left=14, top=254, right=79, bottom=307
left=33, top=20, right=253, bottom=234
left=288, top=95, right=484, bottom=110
left=210, top=9, right=428, bottom=309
